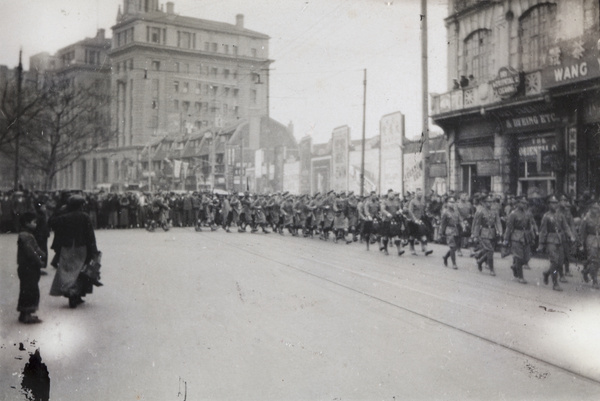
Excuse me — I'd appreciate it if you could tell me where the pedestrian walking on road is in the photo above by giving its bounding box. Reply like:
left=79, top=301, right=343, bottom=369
left=49, top=195, right=100, bottom=308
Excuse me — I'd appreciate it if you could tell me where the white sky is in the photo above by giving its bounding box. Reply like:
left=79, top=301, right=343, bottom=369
left=0, top=0, right=449, bottom=144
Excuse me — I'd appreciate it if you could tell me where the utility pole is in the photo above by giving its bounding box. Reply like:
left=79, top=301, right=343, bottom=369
left=420, top=0, right=429, bottom=193
left=360, top=69, right=367, bottom=197
left=13, top=49, right=23, bottom=191
left=210, top=132, right=216, bottom=191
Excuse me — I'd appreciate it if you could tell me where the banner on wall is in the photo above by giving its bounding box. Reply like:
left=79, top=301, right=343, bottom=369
left=380, top=112, right=404, bottom=193
left=403, top=152, right=423, bottom=194
left=331, top=126, right=350, bottom=192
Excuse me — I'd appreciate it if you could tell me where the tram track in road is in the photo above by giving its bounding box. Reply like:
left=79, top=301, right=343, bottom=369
left=197, top=228, right=600, bottom=387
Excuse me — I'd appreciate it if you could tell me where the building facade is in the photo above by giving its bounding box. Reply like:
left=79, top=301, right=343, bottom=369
left=43, top=0, right=297, bottom=192
left=30, top=29, right=112, bottom=190
left=431, top=0, right=600, bottom=198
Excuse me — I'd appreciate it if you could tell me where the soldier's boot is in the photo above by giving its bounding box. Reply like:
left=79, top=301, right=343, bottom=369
left=476, top=256, right=485, bottom=272
left=489, top=258, right=496, bottom=276
left=409, top=239, right=418, bottom=255
left=552, top=272, right=562, bottom=291
left=450, top=252, right=458, bottom=269
left=443, top=252, right=448, bottom=267
left=365, top=234, right=370, bottom=251
left=543, top=271, right=550, bottom=285
left=394, top=239, right=405, bottom=256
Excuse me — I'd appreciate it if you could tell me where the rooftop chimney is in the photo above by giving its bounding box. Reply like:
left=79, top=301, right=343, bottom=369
left=236, top=14, right=244, bottom=28
left=167, top=2, right=174, bottom=14
left=97, top=29, right=106, bottom=40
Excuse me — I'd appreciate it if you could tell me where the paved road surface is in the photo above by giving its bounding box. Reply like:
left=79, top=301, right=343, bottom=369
left=1, top=227, right=600, bottom=400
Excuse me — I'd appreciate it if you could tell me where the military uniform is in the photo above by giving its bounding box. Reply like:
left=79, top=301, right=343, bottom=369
left=439, top=202, right=460, bottom=268
left=579, top=204, right=600, bottom=288
left=538, top=196, right=574, bottom=291
left=407, top=193, right=432, bottom=256
left=472, top=197, right=502, bottom=275
left=503, top=197, right=535, bottom=283
left=362, top=194, right=380, bottom=250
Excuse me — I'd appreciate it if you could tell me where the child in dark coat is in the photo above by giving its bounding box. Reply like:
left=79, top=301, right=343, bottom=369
left=17, top=212, right=46, bottom=324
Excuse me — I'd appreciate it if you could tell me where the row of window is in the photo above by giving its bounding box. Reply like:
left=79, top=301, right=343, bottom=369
left=173, top=81, right=239, bottom=98
left=172, top=99, right=239, bottom=115
left=114, top=58, right=241, bottom=82
left=461, top=3, right=557, bottom=83
left=138, top=25, right=258, bottom=57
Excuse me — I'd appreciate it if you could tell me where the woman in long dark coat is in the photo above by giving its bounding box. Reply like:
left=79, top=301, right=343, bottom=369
left=49, top=195, right=99, bottom=308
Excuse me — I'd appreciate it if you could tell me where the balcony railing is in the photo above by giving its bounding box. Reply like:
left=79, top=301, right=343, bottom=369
left=430, top=70, right=542, bottom=117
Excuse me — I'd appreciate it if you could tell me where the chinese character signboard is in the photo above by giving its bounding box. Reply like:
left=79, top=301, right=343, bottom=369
left=331, top=126, right=350, bottom=192
left=380, top=112, right=404, bottom=193
left=542, top=35, right=600, bottom=89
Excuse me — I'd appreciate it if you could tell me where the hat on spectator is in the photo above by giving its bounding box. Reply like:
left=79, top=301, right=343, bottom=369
left=67, top=195, right=86, bottom=211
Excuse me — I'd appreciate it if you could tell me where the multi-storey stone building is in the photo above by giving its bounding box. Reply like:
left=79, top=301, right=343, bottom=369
left=38, top=0, right=296, bottom=192
left=431, top=0, right=600, bottom=198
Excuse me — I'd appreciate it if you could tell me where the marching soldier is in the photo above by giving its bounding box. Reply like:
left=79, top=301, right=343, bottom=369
left=558, top=195, right=575, bottom=278
left=503, top=196, right=534, bottom=284
left=456, top=192, right=473, bottom=257
left=362, top=191, right=379, bottom=251
left=537, top=195, right=575, bottom=291
left=379, top=190, right=405, bottom=256
left=439, top=196, right=460, bottom=269
left=472, top=195, right=503, bottom=276
left=579, top=202, right=600, bottom=289
left=407, top=189, right=433, bottom=256
left=333, top=192, right=351, bottom=244
left=251, top=195, right=270, bottom=234
left=320, top=191, right=335, bottom=241
left=346, top=192, right=360, bottom=242
left=280, top=194, right=296, bottom=236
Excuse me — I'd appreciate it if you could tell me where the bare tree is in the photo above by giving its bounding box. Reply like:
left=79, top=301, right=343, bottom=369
left=19, top=75, right=115, bottom=190
left=0, top=70, right=47, bottom=156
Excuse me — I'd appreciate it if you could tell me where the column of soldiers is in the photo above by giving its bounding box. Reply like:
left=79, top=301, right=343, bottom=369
left=3, top=188, right=599, bottom=292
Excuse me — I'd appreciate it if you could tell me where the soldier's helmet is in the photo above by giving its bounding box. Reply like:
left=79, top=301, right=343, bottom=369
left=516, top=195, right=528, bottom=204
left=547, top=195, right=559, bottom=204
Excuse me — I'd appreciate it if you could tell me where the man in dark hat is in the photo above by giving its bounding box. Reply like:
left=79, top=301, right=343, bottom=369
left=472, top=195, right=503, bottom=276
left=537, top=195, right=575, bottom=291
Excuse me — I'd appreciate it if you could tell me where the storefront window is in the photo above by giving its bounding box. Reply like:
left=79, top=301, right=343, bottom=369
left=462, top=164, right=491, bottom=195
left=517, top=135, right=556, bottom=197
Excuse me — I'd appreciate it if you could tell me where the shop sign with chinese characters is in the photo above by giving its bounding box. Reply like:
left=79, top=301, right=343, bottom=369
left=542, top=35, right=600, bottom=88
